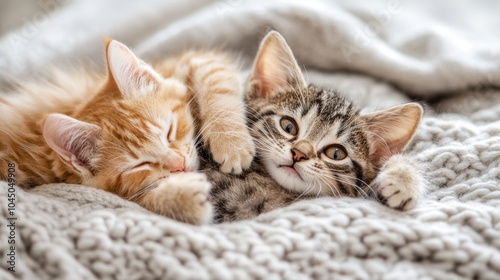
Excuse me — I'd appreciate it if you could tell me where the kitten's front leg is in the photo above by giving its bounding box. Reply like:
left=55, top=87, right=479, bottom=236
left=184, top=52, right=255, bottom=174
left=138, top=172, right=213, bottom=225
left=371, top=154, right=426, bottom=210
left=205, top=113, right=255, bottom=174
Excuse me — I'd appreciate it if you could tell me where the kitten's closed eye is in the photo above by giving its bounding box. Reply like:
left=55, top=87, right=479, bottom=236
left=132, top=161, right=154, bottom=169
left=166, top=115, right=178, bottom=142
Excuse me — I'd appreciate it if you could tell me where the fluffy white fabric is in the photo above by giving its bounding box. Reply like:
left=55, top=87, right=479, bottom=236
left=1, top=0, right=500, bottom=279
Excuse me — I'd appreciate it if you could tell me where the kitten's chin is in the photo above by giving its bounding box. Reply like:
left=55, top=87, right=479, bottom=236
left=263, top=159, right=310, bottom=194
left=264, top=159, right=336, bottom=196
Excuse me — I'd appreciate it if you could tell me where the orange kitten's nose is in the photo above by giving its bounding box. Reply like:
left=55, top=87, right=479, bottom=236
left=172, top=163, right=185, bottom=172
left=171, top=158, right=185, bottom=172
left=165, top=153, right=186, bottom=172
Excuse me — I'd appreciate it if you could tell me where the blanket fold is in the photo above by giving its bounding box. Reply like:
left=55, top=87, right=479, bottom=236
left=1, top=0, right=500, bottom=279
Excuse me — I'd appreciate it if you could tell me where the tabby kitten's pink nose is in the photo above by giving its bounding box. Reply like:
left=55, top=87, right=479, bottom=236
left=292, top=148, right=308, bottom=162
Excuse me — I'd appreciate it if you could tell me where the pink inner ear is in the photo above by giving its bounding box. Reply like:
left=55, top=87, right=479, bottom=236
left=252, top=61, right=276, bottom=97
left=250, top=31, right=306, bottom=98
left=106, top=40, right=159, bottom=98
left=371, top=137, right=407, bottom=166
left=43, top=114, right=101, bottom=172
left=365, top=103, right=423, bottom=166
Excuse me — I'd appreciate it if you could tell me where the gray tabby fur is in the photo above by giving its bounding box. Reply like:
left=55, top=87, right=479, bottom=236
left=203, top=31, right=425, bottom=223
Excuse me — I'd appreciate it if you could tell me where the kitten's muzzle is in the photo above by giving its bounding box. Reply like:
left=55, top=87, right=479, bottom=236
left=291, top=148, right=308, bottom=162
left=291, top=140, right=314, bottom=162
left=278, top=163, right=304, bottom=181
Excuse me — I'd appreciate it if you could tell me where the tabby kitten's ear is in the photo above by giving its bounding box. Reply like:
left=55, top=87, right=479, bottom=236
left=43, top=114, right=102, bottom=176
left=249, top=31, right=307, bottom=98
left=105, top=39, right=161, bottom=98
left=362, top=103, right=423, bottom=167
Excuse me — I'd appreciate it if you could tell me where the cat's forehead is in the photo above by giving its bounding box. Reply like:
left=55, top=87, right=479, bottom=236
left=274, top=85, right=359, bottom=122
left=98, top=99, right=178, bottom=146
left=271, top=85, right=361, bottom=143
left=157, top=78, right=188, bottom=100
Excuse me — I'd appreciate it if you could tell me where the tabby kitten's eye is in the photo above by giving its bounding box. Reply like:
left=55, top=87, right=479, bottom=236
left=324, top=145, right=348, bottom=160
left=280, top=117, right=298, bottom=136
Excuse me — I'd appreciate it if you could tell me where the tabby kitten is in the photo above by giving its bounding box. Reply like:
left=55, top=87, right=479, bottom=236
left=206, top=31, right=425, bottom=223
left=0, top=39, right=254, bottom=225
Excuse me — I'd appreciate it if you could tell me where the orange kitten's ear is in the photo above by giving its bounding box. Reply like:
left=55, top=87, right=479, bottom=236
left=106, top=39, right=161, bottom=98
left=362, top=103, right=423, bottom=167
left=249, top=31, right=307, bottom=98
left=43, top=114, right=102, bottom=176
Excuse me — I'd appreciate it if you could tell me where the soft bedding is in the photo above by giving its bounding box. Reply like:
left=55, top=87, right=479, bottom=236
left=1, top=1, right=500, bottom=279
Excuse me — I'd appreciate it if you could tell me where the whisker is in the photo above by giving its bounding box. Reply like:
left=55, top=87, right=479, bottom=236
left=127, top=180, right=161, bottom=201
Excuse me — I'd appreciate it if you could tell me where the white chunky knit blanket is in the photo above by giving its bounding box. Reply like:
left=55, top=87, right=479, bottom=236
left=1, top=1, right=500, bottom=279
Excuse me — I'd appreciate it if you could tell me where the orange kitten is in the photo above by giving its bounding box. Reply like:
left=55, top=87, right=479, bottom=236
left=0, top=39, right=254, bottom=225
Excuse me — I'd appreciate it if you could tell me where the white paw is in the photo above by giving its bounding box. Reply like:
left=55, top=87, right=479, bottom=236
left=160, top=172, right=211, bottom=193
left=373, top=155, right=423, bottom=210
left=210, top=132, right=255, bottom=174
left=156, top=172, right=213, bottom=225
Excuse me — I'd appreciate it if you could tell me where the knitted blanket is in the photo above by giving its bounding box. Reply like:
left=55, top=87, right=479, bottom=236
left=1, top=1, right=500, bottom=279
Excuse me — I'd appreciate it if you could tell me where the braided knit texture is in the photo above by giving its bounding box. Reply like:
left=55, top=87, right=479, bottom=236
left=1, top=1, right=500, bottom=279
left=1, top=74, right=499, bottom=279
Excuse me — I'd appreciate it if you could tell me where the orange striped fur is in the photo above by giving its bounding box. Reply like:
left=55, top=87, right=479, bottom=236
left=0, top=39, right=254, bottom=224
